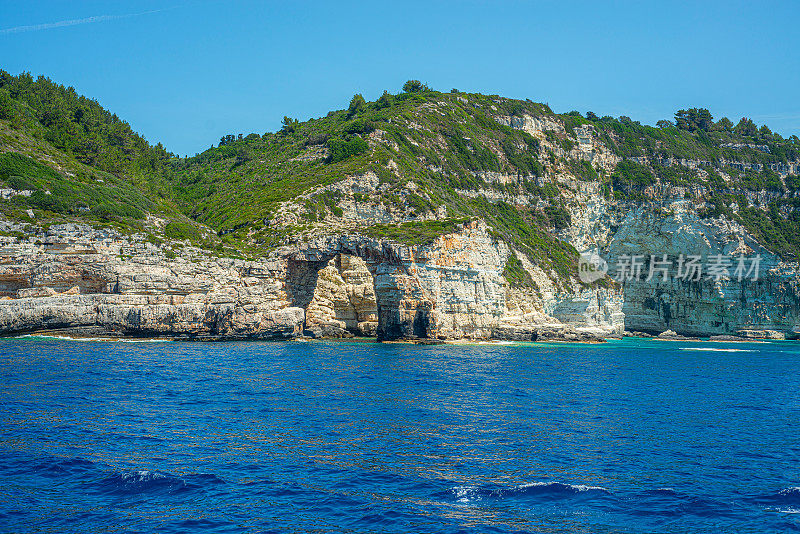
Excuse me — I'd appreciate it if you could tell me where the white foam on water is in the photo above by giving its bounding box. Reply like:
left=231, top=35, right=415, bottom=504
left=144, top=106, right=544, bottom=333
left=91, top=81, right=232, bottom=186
left=14, top=334, right=173, bottom=343
left=516, top=482, right=550, bottom=489
left=117, top=338, right=173, bottom=343
left=571, top=484, right=609, bottom=492
left=121, top=469, right=166, bottom=482
left=452, top=485, right=478, bottom=503
left=679, top=347, right=756, bottom=352
left=515, top=481, right=609, bottom=492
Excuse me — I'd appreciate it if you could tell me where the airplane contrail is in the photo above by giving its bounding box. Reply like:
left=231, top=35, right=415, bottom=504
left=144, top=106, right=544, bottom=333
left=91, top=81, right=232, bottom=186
left=0, top=8, right=167, bottom=35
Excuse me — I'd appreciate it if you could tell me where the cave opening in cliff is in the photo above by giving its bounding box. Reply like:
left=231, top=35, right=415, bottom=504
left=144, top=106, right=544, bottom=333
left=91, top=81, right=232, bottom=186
left=286, top=254, right=379, bottom=338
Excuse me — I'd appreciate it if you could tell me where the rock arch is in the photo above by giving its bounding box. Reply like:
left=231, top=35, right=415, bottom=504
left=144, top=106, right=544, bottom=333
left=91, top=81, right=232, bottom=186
left=282, top=236, right=435, bottom=340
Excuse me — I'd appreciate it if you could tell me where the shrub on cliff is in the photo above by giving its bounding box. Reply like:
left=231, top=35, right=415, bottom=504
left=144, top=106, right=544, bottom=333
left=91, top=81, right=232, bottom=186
left=611, top=160, right=655, bottom=198
left=503, top=252, right=535, bottom=288
left=326, top=136, right=368, bottom=163
left=90, top=202, right=144, bottom=220
left=164, top=221, right=201, bottom=241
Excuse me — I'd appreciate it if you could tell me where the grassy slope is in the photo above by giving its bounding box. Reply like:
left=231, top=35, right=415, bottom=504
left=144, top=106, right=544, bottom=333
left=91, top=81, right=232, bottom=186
left=0, top=72, right=210, bottom=244
left=0, top=120, right=161, bottom=229
left=168, top=88, right=800, bottom=278
left=2, top=70, right=799, bottom=275
left=166, top=91, right=586, bottom=281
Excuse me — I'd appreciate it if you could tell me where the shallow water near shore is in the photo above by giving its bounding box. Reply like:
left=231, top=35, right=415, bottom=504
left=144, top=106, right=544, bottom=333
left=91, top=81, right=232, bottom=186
left=1, top=337, right=799, bottom=533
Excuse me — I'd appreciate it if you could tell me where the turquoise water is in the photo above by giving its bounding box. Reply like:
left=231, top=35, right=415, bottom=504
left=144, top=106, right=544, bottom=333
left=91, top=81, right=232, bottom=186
left=1, top=337, right=799, bottom=533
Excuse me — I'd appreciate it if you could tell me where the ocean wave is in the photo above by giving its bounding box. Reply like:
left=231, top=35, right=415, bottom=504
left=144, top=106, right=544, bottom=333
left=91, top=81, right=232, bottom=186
left=745, top=486, right=800, bottom=509
left=13, top=334, right=173, bottom=343
left=679, top=347, right=756, bottom=352
left=92, top=469, right=224, bottom=496
left=448, top=481, right=610, bottom=503
left=26, top=456, right=98, bottom=478
left=774, top=487, right=800, bottom=505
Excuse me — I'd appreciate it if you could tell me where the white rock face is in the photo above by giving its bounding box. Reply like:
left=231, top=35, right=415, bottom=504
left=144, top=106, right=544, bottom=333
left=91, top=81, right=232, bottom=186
left=18, top=194, right=793, bottom=341
left=305, top=254, right=378, bottom=337
left=496, top=114, right=565, bottom=136
left=555, top=178, right=800, bottom=337
left=0, top=225, right=304, bottom=339
left=281, top=220, right=623, bottom=340
left=603, top=205, right=800, bottom=336
left=0, top=221, right=623, bottom=341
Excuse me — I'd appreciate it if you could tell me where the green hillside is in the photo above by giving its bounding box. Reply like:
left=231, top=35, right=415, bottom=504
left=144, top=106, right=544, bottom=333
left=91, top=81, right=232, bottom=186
left=166, top=82, right=800, bottom=266
left=0, top=71, right=202, bottom=242
left=1, top=71, right=799, bottom=271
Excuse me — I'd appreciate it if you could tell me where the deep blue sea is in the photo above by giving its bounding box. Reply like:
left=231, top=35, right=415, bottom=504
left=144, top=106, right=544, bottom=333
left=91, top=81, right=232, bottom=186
left=1, top=337, right=799, bottom=533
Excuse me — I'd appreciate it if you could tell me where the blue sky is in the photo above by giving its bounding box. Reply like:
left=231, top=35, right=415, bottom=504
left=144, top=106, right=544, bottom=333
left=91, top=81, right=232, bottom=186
left=1, top=0, right=798, bottom=156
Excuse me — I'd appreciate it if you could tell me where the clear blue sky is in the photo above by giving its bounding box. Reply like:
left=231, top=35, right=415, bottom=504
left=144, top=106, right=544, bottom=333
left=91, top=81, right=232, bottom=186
left=1, top=0, right=798, bottom=156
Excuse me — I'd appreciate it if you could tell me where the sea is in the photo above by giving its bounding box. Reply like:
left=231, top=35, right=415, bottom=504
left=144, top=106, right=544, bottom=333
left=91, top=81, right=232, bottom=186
left=0, top=336, right=798, bottom=533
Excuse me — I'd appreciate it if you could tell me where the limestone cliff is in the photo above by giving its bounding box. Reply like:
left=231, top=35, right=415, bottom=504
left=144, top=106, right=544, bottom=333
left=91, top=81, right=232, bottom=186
left=0, top=220, right=623, bottom=341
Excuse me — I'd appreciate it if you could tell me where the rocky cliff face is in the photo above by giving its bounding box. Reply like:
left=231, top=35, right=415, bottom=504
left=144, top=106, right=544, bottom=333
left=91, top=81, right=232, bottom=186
left=603, top=204, right=800, bottom=338
left=495, top=113, right=800, bottom=339
left=3, top=171, right=796, bottom=341
left=305, top=254, right=378, bottom=337
left=0, top=223, right=303, bottom=339
left=555, top=165, right=800, bottom=339
left=0, top=220, right=624, bottom=341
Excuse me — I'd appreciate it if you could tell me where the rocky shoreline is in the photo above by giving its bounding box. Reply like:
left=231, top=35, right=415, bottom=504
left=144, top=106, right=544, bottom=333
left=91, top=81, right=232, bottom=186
left=8, top=327, right=796, bottom=345
left=0, top=217, right=797, bottom=342
left=0, top=221, right=624, bottom=342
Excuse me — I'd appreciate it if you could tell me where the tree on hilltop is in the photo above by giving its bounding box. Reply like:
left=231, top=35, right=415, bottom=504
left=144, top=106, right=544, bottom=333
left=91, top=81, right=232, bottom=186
left=348, top=94, right=366, bottom=117
left=734, top=117, right=757, bottom=137
left=280, top=116, right=299, bottom=135
left=716, top=117, right=734, bottom=131
left=675, top=108, right=714, bottom=132
left=376, top=90, right=393, bottom=109
left=402, top=79, right=429, bottom=93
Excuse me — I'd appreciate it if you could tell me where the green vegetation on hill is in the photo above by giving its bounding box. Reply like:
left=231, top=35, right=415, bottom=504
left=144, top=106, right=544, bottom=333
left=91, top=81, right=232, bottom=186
left=0, top=71, right=203, bottom=240
left=699, top=194, right=800, bottom=261
left=0, top=152, right=152, bottom=220
left=503, top=251, right=536, bottom=289
left=363, top=218, right=471, bottom=246
left=165, top=84, right=559, bottom=239
left=1, top=70, right=799, bottom=273
left=569, top=108, right=800, bottom=258
left=0, top=71, right=173, bottom=201
left=579, top=108, right=800, bottom=165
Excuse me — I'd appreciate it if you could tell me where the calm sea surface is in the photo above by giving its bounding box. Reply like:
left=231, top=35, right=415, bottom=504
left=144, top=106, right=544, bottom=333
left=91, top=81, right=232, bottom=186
left=0, top=337, right=799, bottom=533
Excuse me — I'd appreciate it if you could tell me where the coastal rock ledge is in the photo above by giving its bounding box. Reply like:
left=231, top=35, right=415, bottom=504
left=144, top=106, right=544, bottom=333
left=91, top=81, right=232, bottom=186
left=0, top=221, right=623, bottom=341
